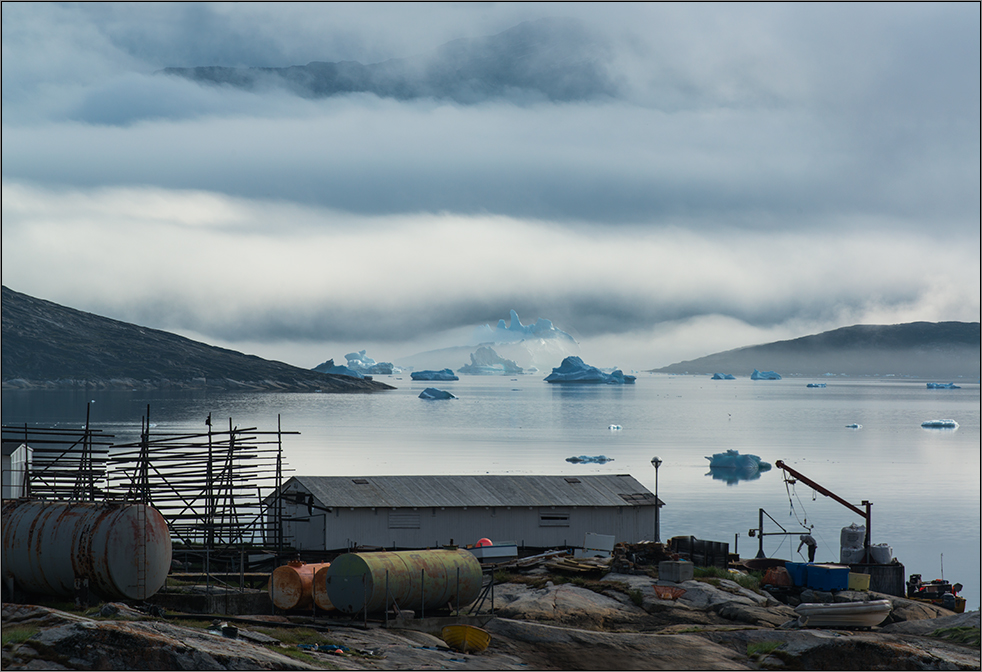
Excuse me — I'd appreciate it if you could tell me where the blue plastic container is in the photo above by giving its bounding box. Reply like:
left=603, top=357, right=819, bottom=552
left=784, top=562, right=808, bottom=587
left=805, top=563, right=849, bottom=591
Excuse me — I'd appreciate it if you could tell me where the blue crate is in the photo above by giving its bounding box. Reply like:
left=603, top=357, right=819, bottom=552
left=784, top=562, right=808, bottom=587
left=805, top=563, right=849, bottom=592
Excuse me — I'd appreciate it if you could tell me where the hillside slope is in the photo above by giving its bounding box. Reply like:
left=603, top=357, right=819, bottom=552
left=1, top=286, right=393, bottom=392
left=652, top=322, right=980, bottom=378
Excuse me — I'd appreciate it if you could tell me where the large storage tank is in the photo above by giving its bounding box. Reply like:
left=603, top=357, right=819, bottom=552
left=1, top=499, right=172, bottom=601
left=313, top=565, right=336, bottom=612
left=268, top=561, right=331, bottom=611
left=325, top=549, right=482, bottom=615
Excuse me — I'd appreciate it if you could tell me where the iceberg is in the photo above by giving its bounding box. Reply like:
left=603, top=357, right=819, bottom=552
left=926, top=382, right=960, bottom=389
left=706, top=449, right=771, bottom=472
left=457, top=346, right=523, bottom=375
left=470, top=309, right=577, bottom=346
left=411, top=369, right=459, bottom=381
left=566, top=455, right=614, bottom=464
left=845, top=423, right=863, bottom=429
left=544, top=356, right=636, bottom=384
left=345, top=350, right=397, bottom=375
left=312, top=358, right=364, bottom=378
left=419, top=387, right=456, bottom=400
left=807, top=383, right=827, bottom=388
left=711, top=373, right=736, bottom=380
left=751, top=369, right=782, bottom=380
left=921, top=419, right=958, bottom=428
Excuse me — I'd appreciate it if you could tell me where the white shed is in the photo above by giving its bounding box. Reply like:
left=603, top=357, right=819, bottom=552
left=266, top=474, right=661, bottom=551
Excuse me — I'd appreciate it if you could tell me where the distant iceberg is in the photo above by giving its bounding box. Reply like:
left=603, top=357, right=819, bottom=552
left=921, top=419, right=958, bottom=428
left=751, top=369, right=782, bottom=380
left=566, top=455, right=614, bottom=464
left=312, top=358, right=364, bottom=378
left=470, top=309, right=577, bottom=345
left=845, top=423, right=863, bottom=429
left=345, top=350, right=397, bottom=375
left=411, top=369, right=459, bottom=381
left=807, top=383, right=827, bottom=388
left=544, top=356, right=636, bottom=384
left=706, top=449, right=771, bottom=471
left=926, top=382, right=960, bottom=389
left=457, top=346, right=523, bottom=375
left=419, top=387, right=456, bottom=400
left=711, top=373, right=736, bottom=380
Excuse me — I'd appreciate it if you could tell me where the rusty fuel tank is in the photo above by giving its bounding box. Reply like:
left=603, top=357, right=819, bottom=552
left=324, top=549, right=482, bottom=615
left=1, top=499, right=172, bottom=601
left=312, top=565, right=335, bottom=612
left=268, top=560, right=331, bottom=611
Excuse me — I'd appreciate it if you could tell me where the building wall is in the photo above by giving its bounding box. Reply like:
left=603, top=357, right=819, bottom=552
left=279, top=500, right=656, bottom=550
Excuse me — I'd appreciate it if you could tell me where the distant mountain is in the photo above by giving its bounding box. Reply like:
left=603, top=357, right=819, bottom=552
left=652, top=322, right=981, bottom=378
left=1, top=286, right=393, bottom=392
left=160, top=18, right=615, bottom=104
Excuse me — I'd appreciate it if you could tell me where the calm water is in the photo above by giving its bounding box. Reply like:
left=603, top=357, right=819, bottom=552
left=4, top=374, right=980, bottom=609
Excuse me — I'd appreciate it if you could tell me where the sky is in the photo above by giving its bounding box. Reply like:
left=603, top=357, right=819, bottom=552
left=2, top=2, right=979, bottom=371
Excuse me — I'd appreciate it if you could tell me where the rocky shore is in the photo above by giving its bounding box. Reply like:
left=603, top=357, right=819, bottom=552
left=3, top=573, right=979, bottom=670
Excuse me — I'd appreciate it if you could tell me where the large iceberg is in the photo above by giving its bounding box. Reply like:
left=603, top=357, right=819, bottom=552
left=706, top=449, right=771, bottom=471
left=457, top=346, right=523, bottom=375
left=411, top=368, right=459, bottom=381
left=544, top=356, right=636, bottom=384
left=470, top=309, right=577, bottom=345
left=711, top=373, right=736, bottom=380
left=312, top=358, right=364, bottom=378
left=419, top=387, right=456, bottom=400
left=345, top=350, right=397, bottom=375
left=750, top=369, right=782, bottom=380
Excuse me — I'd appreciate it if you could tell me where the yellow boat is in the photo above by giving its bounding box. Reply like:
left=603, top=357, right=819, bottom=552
left=441, top=624, right=491, bottom=653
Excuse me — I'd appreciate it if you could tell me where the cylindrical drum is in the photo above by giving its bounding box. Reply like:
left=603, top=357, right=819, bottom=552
left=325, top=549, right=482, bottom=615
left=1, top=499, right=172, bottom=600
left=269, top=561, right=331, bottom=611
left=313, top=565, right=336, bottom=612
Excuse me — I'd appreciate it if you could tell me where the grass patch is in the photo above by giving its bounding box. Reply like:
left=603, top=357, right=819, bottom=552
left=2, top=625, right=39, bottom=646
left=627, top=589, right=644, bottom=607
left=747, top=640, right=783, bottom=657
left=930, top=626, right=981, bottom=647
left=693, top=566, right=762, bottom=593
left=275, top=647, right=338, bottom=669
left=251, top=626, right=340, bottom=648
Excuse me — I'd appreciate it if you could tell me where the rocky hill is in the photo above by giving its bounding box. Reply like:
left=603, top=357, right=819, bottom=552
left=653, top=322, right=980, bottom=378
left=1, top=286, right=393, bottom=392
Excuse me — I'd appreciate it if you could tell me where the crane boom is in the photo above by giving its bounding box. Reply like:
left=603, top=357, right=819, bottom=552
left=775, top=460, right=872, bottom=558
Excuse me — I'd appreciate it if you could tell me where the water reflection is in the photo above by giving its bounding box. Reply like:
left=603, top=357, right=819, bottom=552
left=706, top=465, right=766, bottom=485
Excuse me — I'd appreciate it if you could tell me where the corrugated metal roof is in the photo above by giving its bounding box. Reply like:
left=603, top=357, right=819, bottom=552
left=285, top=474, right=658, bottom=509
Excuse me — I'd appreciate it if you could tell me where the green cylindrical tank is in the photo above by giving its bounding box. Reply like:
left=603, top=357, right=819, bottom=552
left=324, top=549, right=483, bottom=615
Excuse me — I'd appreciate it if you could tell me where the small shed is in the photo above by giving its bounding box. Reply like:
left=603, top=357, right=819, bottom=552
left=266, top=474, right=662, bottom=551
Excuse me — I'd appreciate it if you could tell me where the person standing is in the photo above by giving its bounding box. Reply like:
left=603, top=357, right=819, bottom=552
left=798, top=533, right=817, bottom=562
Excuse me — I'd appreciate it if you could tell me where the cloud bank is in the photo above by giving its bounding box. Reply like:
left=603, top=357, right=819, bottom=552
left=2, top=3, right=978, bottom=370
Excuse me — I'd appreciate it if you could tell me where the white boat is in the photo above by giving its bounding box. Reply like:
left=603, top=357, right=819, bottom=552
left=794, top=599, right=892, bottom=628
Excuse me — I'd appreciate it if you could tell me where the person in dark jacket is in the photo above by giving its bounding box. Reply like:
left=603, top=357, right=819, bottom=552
left=798, top=533, right=817, bottom=562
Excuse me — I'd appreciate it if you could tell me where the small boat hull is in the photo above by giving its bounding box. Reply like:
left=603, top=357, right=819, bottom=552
left=441, top=624, right=491, bottom=653
left=794, top=599, right=892, bottom=629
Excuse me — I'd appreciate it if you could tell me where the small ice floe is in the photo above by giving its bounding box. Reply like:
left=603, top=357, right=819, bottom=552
left=926, top=382, right=960, bottom=389
left=845, top=423, right=863, bottom=429
left=711, top=373, right=736, bottom=380
left=706, top=449, right=771, bottom=471
left=418, top=388, right=456, bottom=400
left=921, top=419, right=958, bottom=428
left=566, top=455, right=614, bottom=464
left=807, top=383, right=827, bottom=388
left=608, top=424, right=622, bottom=430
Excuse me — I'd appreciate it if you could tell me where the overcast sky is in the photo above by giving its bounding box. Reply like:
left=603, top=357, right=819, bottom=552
left=2, top=2, right=979, bottom=370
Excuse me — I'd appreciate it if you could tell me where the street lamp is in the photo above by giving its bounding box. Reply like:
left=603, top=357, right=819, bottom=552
left=651, top=456, right=663, bottom=542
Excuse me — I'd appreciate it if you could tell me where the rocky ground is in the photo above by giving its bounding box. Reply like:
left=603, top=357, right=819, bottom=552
left=3, top=575, right=979, bottom=670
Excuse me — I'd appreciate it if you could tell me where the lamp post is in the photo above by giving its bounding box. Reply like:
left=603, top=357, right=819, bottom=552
left=651, top=456, right=663, bottom=542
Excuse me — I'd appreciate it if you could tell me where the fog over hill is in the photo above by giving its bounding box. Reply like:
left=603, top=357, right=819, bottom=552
left=1, top=286, right=393, bottom=392
left=652, top=322, right=981, bottom=379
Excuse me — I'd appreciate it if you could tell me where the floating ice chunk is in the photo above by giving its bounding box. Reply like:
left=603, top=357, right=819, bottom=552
left=926, top=382, right=960, bottom=389
left=411, top=369, right=459, bottom=381
left=544, top=356, right=636, bottom=384
left=566, top=455, right=614, bottom=464
left=845, top=423, right=863, bottom=429
left=418, top=388, right=456, bottom=400
left=345, top=350, right=397, bottom=375
left=807, top=383, right=827, bottom=388
left=750, top=369, right=782, bottom=380
left=608, top=424, right=622, bottom=430
left=711, top=373, right=736, bottom=380
left=706, top=449, right=771, bottom=472
left=312, top=358, right=364, bottom=378
left=458, top=346, right=523, bottom=375
left=921, top=419, right=958, bottom=428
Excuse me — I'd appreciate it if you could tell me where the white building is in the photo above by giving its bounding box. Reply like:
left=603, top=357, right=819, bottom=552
left=266, top=474, right=661, bottom=551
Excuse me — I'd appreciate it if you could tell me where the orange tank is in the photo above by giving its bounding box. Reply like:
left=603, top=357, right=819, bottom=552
left=313, top=565, right=336, bottom=612
left=269, top=560, right=331, bottom=611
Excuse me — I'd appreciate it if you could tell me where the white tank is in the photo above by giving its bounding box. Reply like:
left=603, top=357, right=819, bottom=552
left=868, top=543, right=893, bottom=565
left=840, top=523, right=865, bottom=549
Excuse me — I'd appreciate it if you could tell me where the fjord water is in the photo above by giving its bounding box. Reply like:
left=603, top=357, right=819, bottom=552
left=4, top=374, right=980, bottom=610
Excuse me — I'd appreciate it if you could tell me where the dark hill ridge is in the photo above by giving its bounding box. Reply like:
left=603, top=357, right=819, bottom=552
left=1, top=286, right=393, bottom=392
left=653, top=322, right=981, bottom=378
left=160, top=18, right=615, bottom=104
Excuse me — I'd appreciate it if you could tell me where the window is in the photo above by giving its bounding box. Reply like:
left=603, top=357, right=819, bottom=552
left=539, top=510, right=570, bottom=527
